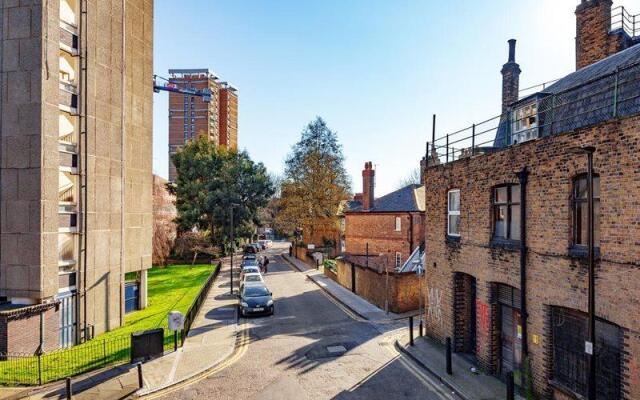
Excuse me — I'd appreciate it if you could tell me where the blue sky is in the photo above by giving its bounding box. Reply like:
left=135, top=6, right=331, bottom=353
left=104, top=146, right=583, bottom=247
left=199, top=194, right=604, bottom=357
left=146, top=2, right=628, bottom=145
left=153, top=0, right=589, bottom=195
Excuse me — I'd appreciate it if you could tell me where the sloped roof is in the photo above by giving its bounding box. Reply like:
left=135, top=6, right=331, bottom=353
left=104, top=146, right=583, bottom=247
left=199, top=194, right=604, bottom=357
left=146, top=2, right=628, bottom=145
left=346, top=184, right=425, bottom=213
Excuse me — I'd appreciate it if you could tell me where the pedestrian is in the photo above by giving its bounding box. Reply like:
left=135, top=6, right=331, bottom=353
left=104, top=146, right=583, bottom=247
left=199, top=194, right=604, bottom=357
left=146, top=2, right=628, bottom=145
left=263, top=256, right=270, bottom=274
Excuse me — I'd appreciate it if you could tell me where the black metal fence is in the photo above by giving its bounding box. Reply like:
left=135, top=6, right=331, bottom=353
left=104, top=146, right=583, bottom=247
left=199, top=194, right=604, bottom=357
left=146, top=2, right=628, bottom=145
left=182, top=261, right=222, bottom=340
left=0, top=262, right=222, bottom=386
left=425, top=61, right=640, bottom=167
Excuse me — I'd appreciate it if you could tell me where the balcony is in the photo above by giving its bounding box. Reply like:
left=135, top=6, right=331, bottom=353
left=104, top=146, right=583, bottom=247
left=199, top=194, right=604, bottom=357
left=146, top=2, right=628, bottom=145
left=59, top=142, right=78, bottom=173
left=59, top=82, right=78, bottom=113
left=59, top=112, right=78, bottom=144
left=59, top=171, right=76, bottom=203
left=59, top=24, right=79, bottom=55
left=58, top=203, right=78, bottom=233
left=58, top=233, right=77, bottom=269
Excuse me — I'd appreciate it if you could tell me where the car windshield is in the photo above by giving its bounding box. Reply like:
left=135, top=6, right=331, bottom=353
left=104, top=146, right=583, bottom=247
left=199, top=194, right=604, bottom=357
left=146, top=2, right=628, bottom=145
left=244, top=268, right=259, bottom=273
left=243, top=286, right=270, bottom=297
left=245, top=275, right=261, bottom=282
left=242, top=260, right=258, bottom=266
left=244, top=255, right=256, bottom=260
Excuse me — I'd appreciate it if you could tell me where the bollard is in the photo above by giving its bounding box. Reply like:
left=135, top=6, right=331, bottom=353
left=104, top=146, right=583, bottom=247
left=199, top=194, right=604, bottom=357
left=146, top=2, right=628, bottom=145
left=409, top=316, right=414, bottom=346
left=506, top=371, right=515, bottom=400
left=446, top=337, right=452, bottom=375
left=66, top=377, right=72, bottom=399
left=174, top=330, right=178, bottom=351
left=137, top=362, right=143, bottom=389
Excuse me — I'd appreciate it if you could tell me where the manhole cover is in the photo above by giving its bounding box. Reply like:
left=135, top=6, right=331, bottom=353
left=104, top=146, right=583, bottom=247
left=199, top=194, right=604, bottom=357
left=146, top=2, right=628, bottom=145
left=326, top=345, right=347, bottom=354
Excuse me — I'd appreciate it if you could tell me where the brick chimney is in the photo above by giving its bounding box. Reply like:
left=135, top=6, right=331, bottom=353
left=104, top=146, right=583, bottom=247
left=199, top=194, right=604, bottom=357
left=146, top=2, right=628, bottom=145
left=501, top=39, right=521, bottom=112
left=575, top=0, right=629, bottom=70
left=362, top=162, right=375, bottom=211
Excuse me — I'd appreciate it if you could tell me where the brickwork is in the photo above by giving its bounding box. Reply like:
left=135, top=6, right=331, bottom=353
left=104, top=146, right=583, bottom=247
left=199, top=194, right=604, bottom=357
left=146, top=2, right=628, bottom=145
left=575, top=0, right=631, bottom=70
left=423, top=114, right=640, bottom=398
left=333, top=258, right=420, bottom=313
left=218, top=87, right=238, bottom=151
left=344, top=212, right=424, bottom=265
left=0, top=304, right=59, bottom=354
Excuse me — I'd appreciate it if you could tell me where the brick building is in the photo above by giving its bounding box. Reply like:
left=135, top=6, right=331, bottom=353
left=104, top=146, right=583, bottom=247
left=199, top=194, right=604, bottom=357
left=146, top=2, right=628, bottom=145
left=422, top=2, right=640, bottom=399
left=0, top=0, right=153, bottom=353
left=344, top=162, right=425, bottom=271
left=167, top=69, right=238, bottom=182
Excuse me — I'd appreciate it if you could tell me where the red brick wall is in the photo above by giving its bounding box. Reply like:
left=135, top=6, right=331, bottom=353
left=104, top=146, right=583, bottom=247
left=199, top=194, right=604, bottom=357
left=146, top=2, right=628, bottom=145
left=344, top=212, right=425, bottom=263
left=423, top=115, right=640, bottom=398
left=334, top=259, right=420, bottom=313
left=0, top=305, right=59, bottom=354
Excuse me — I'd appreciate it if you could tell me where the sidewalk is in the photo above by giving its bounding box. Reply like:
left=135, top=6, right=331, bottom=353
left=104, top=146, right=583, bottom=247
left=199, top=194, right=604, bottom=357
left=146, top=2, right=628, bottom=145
left=17, top=257, right=240, bottom=400
left=282, top=254, right=415, bottom=322
left=396, top=335, right=524, bottom=400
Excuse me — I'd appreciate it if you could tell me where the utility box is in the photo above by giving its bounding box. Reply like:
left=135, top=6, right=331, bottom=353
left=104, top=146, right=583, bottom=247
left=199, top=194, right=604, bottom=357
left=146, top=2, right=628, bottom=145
left=131, top=328, right=164, bottom=363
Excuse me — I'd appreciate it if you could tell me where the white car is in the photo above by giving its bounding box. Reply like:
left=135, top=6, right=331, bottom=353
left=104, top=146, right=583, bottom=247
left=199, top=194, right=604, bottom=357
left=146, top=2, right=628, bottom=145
left=242, top=272, right=264, bottom=286
left=241, top=266, right=260, bottom=280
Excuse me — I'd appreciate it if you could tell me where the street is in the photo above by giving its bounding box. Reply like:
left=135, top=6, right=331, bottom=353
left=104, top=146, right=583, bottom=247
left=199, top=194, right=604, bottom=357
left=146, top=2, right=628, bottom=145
left=154, top=243, right=458, bottom=400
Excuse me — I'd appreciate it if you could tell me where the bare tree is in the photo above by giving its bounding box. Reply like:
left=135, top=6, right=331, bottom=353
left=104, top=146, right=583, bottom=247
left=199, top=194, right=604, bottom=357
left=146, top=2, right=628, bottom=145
left=152, top=175, right=177, bottom=267
left=397, top=166, right=422, bottom=189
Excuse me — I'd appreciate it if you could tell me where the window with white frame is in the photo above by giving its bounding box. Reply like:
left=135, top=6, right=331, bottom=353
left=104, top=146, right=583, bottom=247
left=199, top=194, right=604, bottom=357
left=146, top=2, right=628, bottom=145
left=395, top=252, right=402, bottom=268
left=447, top=189, right=461, bottom=236
left=511, top=102, right=538, bottom=144
left=395, top=216, right=401, bottom=231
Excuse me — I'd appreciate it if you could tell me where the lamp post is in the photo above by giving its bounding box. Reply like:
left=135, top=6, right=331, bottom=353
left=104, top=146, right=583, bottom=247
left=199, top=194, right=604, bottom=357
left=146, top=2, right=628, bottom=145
left=413, top=259, right=424, bottom=336
left=568, top=145, right=596, bottom=400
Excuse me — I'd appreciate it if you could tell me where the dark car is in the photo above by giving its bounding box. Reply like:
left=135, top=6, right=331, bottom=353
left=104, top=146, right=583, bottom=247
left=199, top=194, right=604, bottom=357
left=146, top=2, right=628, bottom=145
left=240, top=258, right=259, bottom=269
left=238, top=284, right=274, bottom=317
left=243, top=245, right=258, bottom=255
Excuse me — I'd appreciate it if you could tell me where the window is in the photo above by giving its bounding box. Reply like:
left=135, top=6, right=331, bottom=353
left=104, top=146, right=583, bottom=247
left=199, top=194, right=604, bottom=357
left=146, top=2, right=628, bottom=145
left=190, top=96, right=195, bottom=102
left=395, top=216, right=401, bottom=231
left=511, top=102, right=538, bottom=144
left=447, top=189, right=460, bottom=236
left=551, top=307, right=621, bottom=399
left=492, top=184, right=520, bottom=241
left=573, top=175, right=600, bottom=247
left=395, top=252, right=402, bottom=268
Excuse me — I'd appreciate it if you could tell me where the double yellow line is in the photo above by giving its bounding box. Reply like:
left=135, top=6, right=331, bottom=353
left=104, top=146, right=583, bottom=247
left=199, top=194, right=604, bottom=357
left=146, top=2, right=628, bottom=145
left=141, top=324, right=250, bottom=399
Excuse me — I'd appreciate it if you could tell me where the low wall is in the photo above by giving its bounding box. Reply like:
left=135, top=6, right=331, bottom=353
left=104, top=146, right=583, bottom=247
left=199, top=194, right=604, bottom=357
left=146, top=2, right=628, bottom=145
left=324, top=266, right=338, bottom=282
left=334, top=259, right=420, bottom=313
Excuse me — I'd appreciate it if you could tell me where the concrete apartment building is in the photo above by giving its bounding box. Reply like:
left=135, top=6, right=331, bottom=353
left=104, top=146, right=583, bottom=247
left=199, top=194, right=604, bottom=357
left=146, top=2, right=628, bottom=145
left=0, top=0, right=153, bottom=353
left=422, top=1, right=639, bottom=399
left=167, top=69, right=238, bottom=182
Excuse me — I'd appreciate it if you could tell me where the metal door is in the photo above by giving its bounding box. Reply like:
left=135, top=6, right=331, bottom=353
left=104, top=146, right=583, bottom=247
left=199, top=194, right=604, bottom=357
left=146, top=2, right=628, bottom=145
left=501, top=305, right=522, bottom=383
left=58, top=292, right=76, bottom=348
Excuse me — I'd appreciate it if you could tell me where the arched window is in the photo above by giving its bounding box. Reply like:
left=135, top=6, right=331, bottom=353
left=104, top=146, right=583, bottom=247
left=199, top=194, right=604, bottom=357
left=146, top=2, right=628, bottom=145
left=572, top=174, right=600, bottom=247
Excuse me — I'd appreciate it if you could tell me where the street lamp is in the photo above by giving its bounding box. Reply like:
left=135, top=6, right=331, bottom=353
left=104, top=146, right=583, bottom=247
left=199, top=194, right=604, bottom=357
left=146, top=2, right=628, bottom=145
left=413, top=259, right=424, bottom=336
left=229, top=203, right=240, bottom=295
left=568, top=145, right=596, bottom=400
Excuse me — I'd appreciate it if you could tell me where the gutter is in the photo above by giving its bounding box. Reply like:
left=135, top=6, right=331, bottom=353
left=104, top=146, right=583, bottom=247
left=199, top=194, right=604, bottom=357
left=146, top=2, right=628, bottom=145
left=517, top=167, right=529, bottom=357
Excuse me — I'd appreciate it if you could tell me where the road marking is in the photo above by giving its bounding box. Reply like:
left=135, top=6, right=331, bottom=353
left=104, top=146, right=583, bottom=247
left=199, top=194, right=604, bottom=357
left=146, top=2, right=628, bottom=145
left=140, top=323, right=250, bottom=399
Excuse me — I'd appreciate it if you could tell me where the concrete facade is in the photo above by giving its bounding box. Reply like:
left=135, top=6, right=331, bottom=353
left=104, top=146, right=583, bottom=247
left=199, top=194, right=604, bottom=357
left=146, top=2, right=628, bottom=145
left=0, top=0, right=153, bottom=352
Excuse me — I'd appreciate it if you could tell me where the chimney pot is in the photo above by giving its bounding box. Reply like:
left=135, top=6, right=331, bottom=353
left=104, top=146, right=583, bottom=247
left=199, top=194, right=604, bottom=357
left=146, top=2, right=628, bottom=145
left=508, top=39, right=516, bottom=63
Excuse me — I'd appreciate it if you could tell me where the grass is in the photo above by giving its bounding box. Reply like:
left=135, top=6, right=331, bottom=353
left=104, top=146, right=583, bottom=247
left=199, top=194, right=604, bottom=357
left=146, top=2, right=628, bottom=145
left=0, top=264, right=216, bottom=386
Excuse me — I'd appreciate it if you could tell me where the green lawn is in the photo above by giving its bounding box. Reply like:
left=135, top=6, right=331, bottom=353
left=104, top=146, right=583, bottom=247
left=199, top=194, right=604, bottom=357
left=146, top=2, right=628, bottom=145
left=0, top=264, right=216, bottom=386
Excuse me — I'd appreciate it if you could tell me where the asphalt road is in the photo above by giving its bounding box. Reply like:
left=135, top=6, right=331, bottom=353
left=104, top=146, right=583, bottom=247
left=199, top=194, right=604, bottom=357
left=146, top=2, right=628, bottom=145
left=156, top=243, right=459, bottom=400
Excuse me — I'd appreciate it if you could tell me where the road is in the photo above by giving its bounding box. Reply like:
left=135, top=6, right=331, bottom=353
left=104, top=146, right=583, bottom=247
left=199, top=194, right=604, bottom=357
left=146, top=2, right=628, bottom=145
left=155, top=243, right=459, bottom=400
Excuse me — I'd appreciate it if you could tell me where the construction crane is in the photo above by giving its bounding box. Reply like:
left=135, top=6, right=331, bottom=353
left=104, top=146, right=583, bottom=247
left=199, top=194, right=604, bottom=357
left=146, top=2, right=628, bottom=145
left=152, top=74, right=212, bottom=102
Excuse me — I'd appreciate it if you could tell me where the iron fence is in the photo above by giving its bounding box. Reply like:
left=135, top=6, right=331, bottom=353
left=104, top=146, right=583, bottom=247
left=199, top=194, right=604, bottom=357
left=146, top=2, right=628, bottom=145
left=182, top=261, right=221, bottom=340
left=425, top=61, right=640, bottom=167
left=611, top=6, right=640, bottom=38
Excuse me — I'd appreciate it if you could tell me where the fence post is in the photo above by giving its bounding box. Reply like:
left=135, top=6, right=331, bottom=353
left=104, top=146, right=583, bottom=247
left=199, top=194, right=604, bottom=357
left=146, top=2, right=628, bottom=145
left=613, top=67, right=619, bottom=117
left=471, top=124, right=476, bottom=155
left=137, top=362, right=144, bottom=388
left=445, top=337, right=452, bottom=375
left=37, top=353, right=42, bottom=386
left=102, top=340, right=107, bottom=365
left=506, top=371, right=515, bottom=400
left=425, top=141, right=429, bottom=168
left=446, top=134, right=449, bottom=163
left=66, top=377, right=72, bottom=399
left=409, top=316, right=414, bottom=346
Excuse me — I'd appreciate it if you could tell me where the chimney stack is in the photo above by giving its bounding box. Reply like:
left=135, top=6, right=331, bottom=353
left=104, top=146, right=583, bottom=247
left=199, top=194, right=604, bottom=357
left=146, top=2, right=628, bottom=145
left=501, top=39, right=521, bottom=113
left=575, top=0, right=628, bottom=70
left=362, top=162, right=375, bottom=211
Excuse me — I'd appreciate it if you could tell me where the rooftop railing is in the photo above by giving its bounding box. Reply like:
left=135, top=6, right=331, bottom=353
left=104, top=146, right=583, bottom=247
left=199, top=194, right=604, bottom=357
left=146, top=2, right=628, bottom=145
left=611, top=6, right=640, bottom=38
left=425, top=61, right=640, bottom=167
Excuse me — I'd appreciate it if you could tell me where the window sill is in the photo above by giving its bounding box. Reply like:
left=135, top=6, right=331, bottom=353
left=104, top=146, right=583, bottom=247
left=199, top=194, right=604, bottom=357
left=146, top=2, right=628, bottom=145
left=489, top=238, right=520, bottom=251
left=568, top=245, right=601, bottom=260
left=445, top=235, right=461, bottom=245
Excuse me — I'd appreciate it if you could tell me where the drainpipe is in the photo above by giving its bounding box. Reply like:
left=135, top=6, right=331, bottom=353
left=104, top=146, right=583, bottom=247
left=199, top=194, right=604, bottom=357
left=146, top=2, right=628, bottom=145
left=517, top=167, right=529, bottom=357
left=408, top=212, right=414, bottom=254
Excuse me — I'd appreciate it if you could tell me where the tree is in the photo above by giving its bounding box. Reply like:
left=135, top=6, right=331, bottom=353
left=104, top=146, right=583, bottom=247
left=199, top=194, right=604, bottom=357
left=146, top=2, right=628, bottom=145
left=173, top=231, right=218, bottom=265
left=152, top=175, right=177, bottom=266
left=169, top=137, right=274, bottom=250
left=277, top=117, right=351, bottom=242
left=397, top=166, right=422, bottom=189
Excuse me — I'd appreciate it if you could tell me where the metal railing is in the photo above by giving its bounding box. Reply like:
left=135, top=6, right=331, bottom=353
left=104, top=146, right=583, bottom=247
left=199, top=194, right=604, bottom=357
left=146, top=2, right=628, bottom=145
left=611, top=6, right=640, bottom=38
left=182, top=261, right=222, bottom=340
left=426, top=61, right=640, bottom=167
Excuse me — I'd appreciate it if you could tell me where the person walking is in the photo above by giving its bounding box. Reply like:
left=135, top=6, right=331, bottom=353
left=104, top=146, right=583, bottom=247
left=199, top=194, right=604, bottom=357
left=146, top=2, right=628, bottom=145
left=263, top=256, right=270, bottom=274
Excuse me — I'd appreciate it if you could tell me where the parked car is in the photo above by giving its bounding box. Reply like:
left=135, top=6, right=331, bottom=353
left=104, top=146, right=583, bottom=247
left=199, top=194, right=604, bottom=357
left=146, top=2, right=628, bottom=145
left=240, top=265, right=260, bottom=280
left=240, top=258, right=259, bottom=269
left=238, top=283, right=274, bottom=317
left=258, top=240, right=268, bottom=249
left=250, top=243, right=262, bottom=252
left=243, top=245, right=258, bottom=255
left=241, top=272, right=264, bottom=286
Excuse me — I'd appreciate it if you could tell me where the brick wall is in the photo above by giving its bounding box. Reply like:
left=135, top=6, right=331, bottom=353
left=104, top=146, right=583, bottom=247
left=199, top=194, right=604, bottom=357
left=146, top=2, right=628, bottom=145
left=344, top=212, right=425, bottom=264
left=423, top=114, right=640, bottom=399
left=334, top=258, right=420, bottom=313
left=0, top=304, right=59, bottom=354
